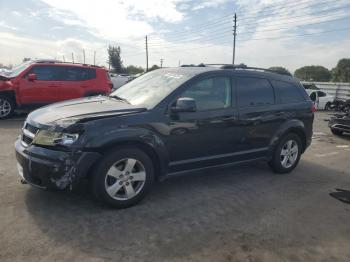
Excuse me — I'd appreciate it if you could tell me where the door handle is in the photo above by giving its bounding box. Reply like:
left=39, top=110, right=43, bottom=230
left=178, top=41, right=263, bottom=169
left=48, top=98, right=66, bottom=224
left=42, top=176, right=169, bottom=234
left=222, top=115, right=237, bottom=121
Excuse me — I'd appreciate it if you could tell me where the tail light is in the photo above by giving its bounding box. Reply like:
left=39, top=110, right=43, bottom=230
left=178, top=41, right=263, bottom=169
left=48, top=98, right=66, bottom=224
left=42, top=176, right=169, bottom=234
left=312, top=104, right=316, bottom=113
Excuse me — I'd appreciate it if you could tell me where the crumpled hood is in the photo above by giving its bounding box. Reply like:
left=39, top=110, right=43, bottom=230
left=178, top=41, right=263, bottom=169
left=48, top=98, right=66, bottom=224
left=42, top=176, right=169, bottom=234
left=27, top=96, right=146, bottom=125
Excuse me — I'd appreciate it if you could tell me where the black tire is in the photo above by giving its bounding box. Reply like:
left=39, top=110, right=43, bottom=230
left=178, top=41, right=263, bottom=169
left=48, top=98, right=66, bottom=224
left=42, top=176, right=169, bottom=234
left=268, top=133, right=302, bottom=174
left=91, top=147, right=154, bottom=208
left=0, top=95, right=15, bottom=119
left=325, top=103, right=331, bottom=111
left=331, top=128, right=343, bottom=136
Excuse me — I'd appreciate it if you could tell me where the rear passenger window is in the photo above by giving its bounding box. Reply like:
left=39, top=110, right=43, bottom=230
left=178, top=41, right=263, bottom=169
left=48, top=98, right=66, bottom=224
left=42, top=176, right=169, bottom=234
left=271, top=80, right=304, bottom=104
left=61, top=67, right=96, bottom=81
left=236, top=77, right=274, bottom=107
left=28, top=66, right=62, bottom=81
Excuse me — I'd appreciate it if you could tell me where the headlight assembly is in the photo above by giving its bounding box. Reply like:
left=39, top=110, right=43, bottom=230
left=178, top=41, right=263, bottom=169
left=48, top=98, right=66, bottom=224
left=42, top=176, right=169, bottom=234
left=33, top=130, right=79, bottom=146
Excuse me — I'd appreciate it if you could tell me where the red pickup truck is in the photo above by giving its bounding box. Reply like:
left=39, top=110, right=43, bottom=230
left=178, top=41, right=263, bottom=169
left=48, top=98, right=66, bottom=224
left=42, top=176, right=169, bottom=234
left=0, top=60, right=113, bottom=119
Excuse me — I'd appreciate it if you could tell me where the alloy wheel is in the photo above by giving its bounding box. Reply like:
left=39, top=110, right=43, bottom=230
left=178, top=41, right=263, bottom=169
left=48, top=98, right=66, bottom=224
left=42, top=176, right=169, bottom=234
left=104, top=158, right=146, bottom=200
left=0, top=98, right=12, bottom=118
left=280, top=140, right=299, bottom=169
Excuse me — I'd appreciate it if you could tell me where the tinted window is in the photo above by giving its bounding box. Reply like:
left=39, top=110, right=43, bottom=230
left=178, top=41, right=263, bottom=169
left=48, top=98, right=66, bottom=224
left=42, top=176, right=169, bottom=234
left=317, top=91, right=326, bottom=97
left=310, top=92, right=316, bottom=102
left=271, top=80, right=304, bottom=104
left=61, top=67, right=96, bottom=81
left=181, top=77, right=231, bottom=111
left=28, top=66, right=61, bottom=81
left=237, top=77, right=274, bottom=107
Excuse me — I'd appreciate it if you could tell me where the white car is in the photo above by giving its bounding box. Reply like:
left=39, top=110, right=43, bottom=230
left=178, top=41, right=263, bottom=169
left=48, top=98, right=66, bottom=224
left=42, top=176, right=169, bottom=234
left=306, top=90, right=334, bottom=110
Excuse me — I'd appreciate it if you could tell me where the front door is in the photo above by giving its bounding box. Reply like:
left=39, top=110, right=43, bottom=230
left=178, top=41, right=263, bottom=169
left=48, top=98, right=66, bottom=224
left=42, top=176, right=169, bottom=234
left=19, top=65, right=61, bottom=105
left=163, top=75, right=242, bottom=173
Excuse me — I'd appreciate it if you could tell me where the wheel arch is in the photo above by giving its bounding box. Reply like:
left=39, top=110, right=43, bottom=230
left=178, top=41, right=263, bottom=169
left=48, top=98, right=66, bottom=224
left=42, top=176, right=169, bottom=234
left=269, top=120, right=308, bottom=155
left=86, top=138, right=169, bottom=181
left=0, top=90, right=17, bottom=106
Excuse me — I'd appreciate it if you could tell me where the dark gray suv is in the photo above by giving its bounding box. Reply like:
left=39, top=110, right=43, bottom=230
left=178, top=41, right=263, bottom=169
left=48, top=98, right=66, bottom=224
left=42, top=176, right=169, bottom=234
left=15, top=65, right=314, bottom=208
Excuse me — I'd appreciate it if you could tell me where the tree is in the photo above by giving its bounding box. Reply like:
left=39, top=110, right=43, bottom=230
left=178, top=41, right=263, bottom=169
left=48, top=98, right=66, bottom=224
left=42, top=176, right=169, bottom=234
left=294, top=66, right=331, bottom=82
left=149, top=64, right=160, bottom=71
left=107, top=45, right=124, bottom=73
left=23, top=58, right=31, bottom=62
left=331, top=58, right=350, bottom=82
left=126, top=65, right=144, bottom=75
left=268, top=66, right=292, bottom=76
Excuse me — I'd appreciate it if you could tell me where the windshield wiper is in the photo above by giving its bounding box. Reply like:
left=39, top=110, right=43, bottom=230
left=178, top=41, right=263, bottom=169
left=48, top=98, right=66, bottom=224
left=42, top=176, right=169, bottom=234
left=109, top=95, right=130, bottom=104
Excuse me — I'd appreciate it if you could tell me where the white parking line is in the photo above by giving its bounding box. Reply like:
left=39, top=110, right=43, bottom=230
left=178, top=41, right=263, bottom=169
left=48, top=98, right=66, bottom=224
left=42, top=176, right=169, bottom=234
left=313, top=132, right=326, bottom=136
left=336, top=145, right=349, bottom=148
left=315, top=152, right=339, bottom=157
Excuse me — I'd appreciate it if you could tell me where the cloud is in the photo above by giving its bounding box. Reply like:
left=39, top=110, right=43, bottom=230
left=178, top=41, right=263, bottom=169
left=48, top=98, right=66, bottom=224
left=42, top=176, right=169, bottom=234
left=192, top=0, right=230, bottom=11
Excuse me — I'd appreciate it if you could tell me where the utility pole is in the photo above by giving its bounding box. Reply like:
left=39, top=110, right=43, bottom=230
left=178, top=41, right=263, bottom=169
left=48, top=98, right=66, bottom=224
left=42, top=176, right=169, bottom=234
left=178, top=60, right=181, bottom=67
left=72, top=52, right=75, bottom=63
left=93, top=51, right=96, bottom=65
left=145, top=35, right=149, bottom=71
left=83, top=49, right=86, bottom=64
left=62, top=55, right=65, bottom=62
left=160, top=58, right=163, bottom=68
left=232, top=13, right=237, bottom=65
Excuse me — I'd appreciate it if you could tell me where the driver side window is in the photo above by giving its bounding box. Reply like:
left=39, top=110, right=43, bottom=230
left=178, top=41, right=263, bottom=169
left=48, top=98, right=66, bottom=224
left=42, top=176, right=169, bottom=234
left=181, top=77, right=231, bottom=111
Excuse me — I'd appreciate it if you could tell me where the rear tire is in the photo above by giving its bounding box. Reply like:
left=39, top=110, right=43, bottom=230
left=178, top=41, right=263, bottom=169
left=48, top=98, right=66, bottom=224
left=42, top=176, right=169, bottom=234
left=91, top=147, right=154, bottom=208
left=331, top=129, right=343, bottom=136
left=325, top=103, right=331, bottom=111
left=268, top=133, right=302, bottom=174
left=0, top=95, right=15, bottom=119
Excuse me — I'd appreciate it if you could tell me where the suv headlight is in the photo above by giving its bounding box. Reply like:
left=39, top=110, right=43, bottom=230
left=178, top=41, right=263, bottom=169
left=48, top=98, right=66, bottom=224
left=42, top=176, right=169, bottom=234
left=33, top=130, right=79, bottom=146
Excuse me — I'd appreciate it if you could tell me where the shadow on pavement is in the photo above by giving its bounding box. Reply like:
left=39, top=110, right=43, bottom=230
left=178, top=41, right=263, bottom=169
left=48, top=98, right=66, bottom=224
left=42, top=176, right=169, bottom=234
left=23, top=159, right=350, bottom=261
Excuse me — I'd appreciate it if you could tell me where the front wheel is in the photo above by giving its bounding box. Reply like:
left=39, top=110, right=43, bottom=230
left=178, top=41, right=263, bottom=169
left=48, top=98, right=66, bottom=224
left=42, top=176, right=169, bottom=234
left=269, top=133, right=302, bottom=174
left=91, top=147, right=154, bottom=208
left=0, top=95, right=15, bottom=119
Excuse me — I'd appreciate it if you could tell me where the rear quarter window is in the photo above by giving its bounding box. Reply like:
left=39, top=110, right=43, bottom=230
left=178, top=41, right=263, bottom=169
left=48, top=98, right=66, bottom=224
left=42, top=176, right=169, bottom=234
left=271, top=80, right=305, bottom=104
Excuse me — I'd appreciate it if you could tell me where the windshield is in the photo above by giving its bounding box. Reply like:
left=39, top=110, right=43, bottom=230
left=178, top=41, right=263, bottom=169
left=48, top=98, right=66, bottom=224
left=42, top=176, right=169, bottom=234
left=110, top=69, right=192, bottom=108
left=7, top=61, right=33, bottom=78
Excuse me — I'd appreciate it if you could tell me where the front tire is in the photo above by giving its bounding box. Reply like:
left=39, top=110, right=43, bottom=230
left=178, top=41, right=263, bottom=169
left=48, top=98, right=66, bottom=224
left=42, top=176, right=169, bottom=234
left=91, top=147, right=154, bottom=208
left=0, top=95, right=15, bottom=119
left=269, top=133, right=302, bottom=174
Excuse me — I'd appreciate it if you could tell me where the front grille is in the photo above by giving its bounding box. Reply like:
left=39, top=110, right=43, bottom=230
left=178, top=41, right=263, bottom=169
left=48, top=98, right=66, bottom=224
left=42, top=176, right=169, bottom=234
left=25, top=123, right=39, bottom=134
left=21, top=122, right=40, bottom=147
left=22, top=134, right=33, bottom=145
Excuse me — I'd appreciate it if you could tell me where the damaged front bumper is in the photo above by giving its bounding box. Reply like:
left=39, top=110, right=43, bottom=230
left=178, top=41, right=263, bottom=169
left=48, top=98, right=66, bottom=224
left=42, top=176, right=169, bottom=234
left=328, top=113, right=350, bottom=133
left=15, top=139, right=101, bottom=190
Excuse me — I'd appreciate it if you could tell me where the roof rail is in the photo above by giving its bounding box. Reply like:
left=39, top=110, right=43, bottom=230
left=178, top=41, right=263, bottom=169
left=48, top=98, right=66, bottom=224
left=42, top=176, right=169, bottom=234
left=34, top=60, right=103, bottom=68
left=205, top=64, right=288, bottom=75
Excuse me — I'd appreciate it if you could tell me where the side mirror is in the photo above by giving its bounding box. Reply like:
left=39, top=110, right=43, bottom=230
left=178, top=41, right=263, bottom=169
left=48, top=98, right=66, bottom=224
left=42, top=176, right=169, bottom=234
left=171, top=97, right=196, bottom=113
left=28, top=73, right=37, bottom=81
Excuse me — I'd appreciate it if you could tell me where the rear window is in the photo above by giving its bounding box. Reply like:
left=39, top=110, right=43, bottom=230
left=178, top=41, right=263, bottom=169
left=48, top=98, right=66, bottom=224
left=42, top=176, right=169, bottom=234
left=236, top=77, right=275, bottom=107
left=271, top=80, right=304, bottom=104
left=61, top=67, right=96, bottom=81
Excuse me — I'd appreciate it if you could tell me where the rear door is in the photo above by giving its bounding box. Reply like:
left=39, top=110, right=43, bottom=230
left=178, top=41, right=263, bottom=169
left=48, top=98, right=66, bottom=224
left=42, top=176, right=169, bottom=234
left=236, top=76, right=282, bottom=155
left=19, top=65, right=62, bottom=104
left=59, top=67, right=96, bottom=100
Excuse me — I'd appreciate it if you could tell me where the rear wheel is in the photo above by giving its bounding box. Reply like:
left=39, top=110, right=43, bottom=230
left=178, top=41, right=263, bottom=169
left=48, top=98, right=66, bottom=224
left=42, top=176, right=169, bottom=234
left=331, top=129, right=343, bottom=136
left=91, top=147, right=154, bottom=208
left=269, top=133, right=302, bottom=174
left=0, top=95, right=15, bottom=119
left=325, top=103, right=331, bottom=111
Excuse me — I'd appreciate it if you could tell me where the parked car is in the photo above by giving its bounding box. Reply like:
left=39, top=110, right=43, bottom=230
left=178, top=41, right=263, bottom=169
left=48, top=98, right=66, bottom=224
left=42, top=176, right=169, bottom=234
left=329, top=112, right=350, bottom=136
left=306, top=89, right=334, bottom=110
left=0, top=60, right=113, bottom=119
left=110, top=74, right=130, bottom=90
left=15, top=65, right=314, bottom=208
left=302, top=83, right=319, bottom=90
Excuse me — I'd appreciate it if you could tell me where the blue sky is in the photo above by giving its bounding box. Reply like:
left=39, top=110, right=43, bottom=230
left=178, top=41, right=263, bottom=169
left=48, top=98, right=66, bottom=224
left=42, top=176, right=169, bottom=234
left=0, top=0, right=349, bottom=72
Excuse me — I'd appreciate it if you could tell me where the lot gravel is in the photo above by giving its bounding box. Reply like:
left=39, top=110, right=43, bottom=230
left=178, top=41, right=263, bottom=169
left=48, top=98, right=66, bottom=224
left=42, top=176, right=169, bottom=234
left=0, top=112, right=350, bottom=262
